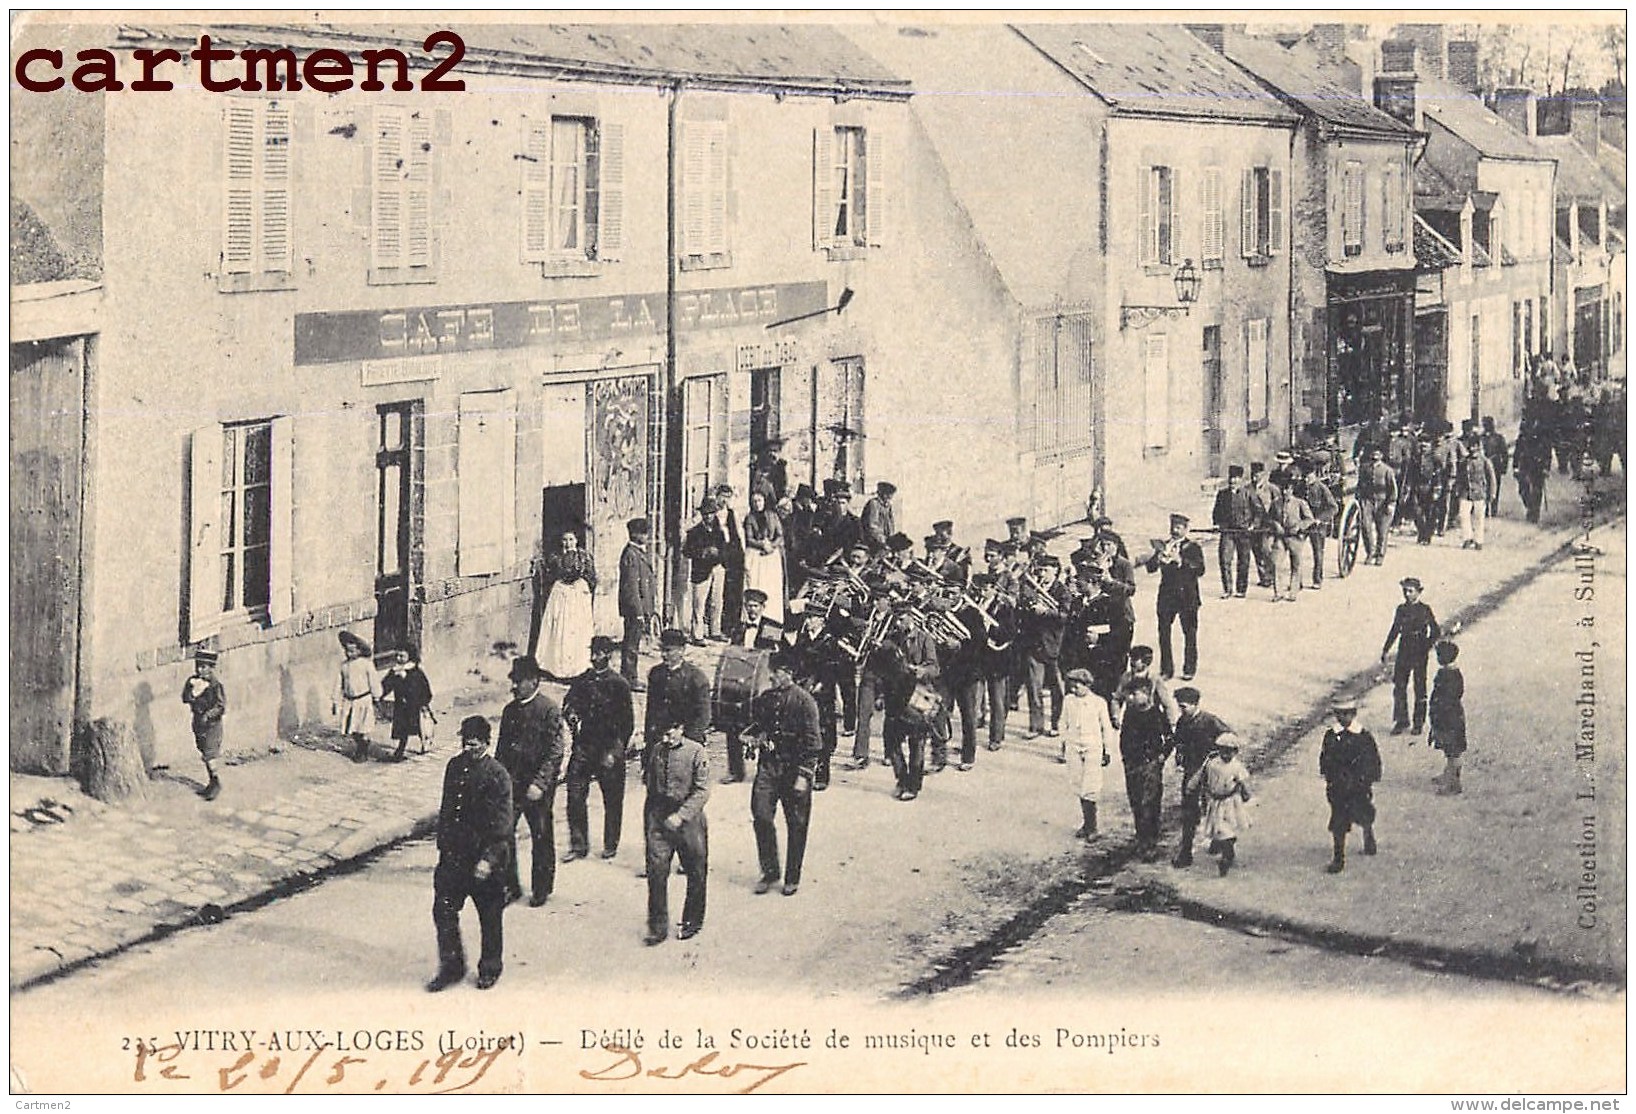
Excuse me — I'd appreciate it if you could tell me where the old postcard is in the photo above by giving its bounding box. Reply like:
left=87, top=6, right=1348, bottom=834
left=8, top=8, right=1626, bottom=1098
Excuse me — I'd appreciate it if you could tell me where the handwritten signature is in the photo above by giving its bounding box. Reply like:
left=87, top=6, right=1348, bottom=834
left=580, top=1045, right=806, bottom=1094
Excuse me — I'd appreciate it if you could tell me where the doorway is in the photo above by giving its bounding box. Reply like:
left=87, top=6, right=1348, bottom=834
left=1201, top=325, right=1224, bottom=476
left=374, top=401, right=417, bottom=653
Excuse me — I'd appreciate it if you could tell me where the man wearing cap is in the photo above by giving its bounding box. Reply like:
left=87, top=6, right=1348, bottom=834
left=861, top=482, right=898, bottom=554
left=1020, top=555, right=1071, bottom=741
left=642, top=703, right=710, bottom=945
left=1294, top=459, right=1337, bottom=589
left=1320, top=699, right=1381, bottom=873
left=720, top=589, right=784, bottom=784
left=1247, top=464, right=1276, bottom=587
left=1211, top=465, right=1258, bottom=599
left=562, top=637, right=634, bottom=863
left=1143, top=513, right=1207, bottom=679
left=1358, top=446, right=1400, bottom=566
left=182, top=647, right=227, bottom=800
left=1168, top=687, right=1231, bottom=868
left=1455, top=426, right=1496, bottom=551
left=746, top=651, right=824, bottom=895
left=785, top=484, right=822, bottom=596
left=428, top=715, right=513, bottom=991
left=494, top=656, right=566, bottom=907
left=877, top=611, right=941, bottom=801
left=683, top=499, right=730, bottom=645
left=618, top=517, right=658, bottom=688
left=1480, top=417, right=1510, bottom=517
left=1005, top=516, right=1030, bottom=550
left=751, top=437, right=789, bottom=505
left=1091, top=517, right=1130, bottom=562
left=814, top=480, right=862, bottom=565
left=645, top=630, right=712, bottom=761
left=1381, top=577, right=1441, bottom=735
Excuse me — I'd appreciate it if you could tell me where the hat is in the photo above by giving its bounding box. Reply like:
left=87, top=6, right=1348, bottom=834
left=1129, top=645, right=1154, bottom=663
left=743, top=588, right=769, bottom=605
left=626, top=516, right=651, bottom=536
left=1093, top=516, right=1114, bottom=530
left=932, top=520, right=954, bottom=532
left=1034, top=554, right=1061, bottom=569
left=1249, top=461, right=1266, bottom=474
left=338, top=630, right=371, bottom=655
left=925, top=534, right=949, bottom=550
left=589, top=635, right=618, bottom=655
left=822, top=478, right=841, bottom=497
left=1065, top=668, right=1095, bottom=686
left=1174, top=686, right=1201, bottom=705
left=984, top=537, right=1006, bottom=552
left=970, top=572, right=996, bottom=588
left=1273, top=450, right=1294, bottom=465
left=458, top=715, right=492, bottom=742
left=1228, top=464, right=1245, bottom=478
left=876, top=481, right=897, bottom=496
left=1006, top=516, right=1028, bottom=529
left=194, top=647, right=219, bottom=666
left=1169, top=513, right=1190, bottom=528
left=1332, top=697, right=1359, bottom=712
left=768, top=650, right=797, bottom=674
left=1214, top=733, right=1242, bottom=752
left=714, top=483, right=735, bottom=497
left=660, top=628, right=689, bottom=649
left=794, top=483, right=818, bottom=503
left=832, top=480, right=853, bottom=497
left=508, top=656, right=542, bottom=681
left=886, top=532, right=914, bottom=553
left=698, top=496, right=719, bottom=514
left=1399, top=577, right=1423, bottom=591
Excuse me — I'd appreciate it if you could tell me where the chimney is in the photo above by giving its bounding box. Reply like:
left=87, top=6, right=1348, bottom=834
left=1396, top=24, right=1446, bottom=79
left=1536, top=93, right=1572, bottom=136
left=1380, top=39, right=1418, bottom=75
left=1187, top=23, right=1225, bottom=54
left=1447, top=41, right=1479, bottom=94
left=1570, top=94, right=1602, bottom=152
left=1309, top=24, right=1347, bottom=66
left=1492, top=86, right=1537, bottom=137
left=1375, top=73, right=1421, bottom=131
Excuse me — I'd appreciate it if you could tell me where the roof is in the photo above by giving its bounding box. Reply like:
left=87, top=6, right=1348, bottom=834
left=1413, top=215, right=1461, bottom=270
left=11, top=199, right=73, bottom=286
left=1014, top=23, right=1298, bottom=126
left=1218, top=31, right=1417, bottom=138
left=1535, top=135, right=1624, bottom=206
left=1419, top=77, right=1553, bottom=162
left=117, top=22, right=911, bottom=95
left=1414, top=159, right=1468, bottom=211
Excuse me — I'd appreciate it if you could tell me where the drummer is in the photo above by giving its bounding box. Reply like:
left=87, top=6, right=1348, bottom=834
left=720, top=589, right=784, bottom=785
left=877, top=610, right=942, bottom=802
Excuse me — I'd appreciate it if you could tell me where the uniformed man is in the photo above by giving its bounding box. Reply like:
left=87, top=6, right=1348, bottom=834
left=745, top=651, right=823, bottom=895
left=1005, top=515, right=1030, bottom=551
left=617, top=517, right=657, bottom=689
left=860, top=481, right=898, bottom=554
left=1090, top=516, right=1131, bottom=562
left=814, top=480, right=863, bottom=564
left=1320, top=698, right=1381, bottom=874
left=1143, top=512, right=1207, bottom=680
left=1387, top=421, right=1418, bottom=528
left=1381, top=577, right=1441, bottom=735
left=428, top=715, right=513, bottom=992
left=642, top=712, right=710, bottom=945
left=1357, top=447, right=1399, bottom=566
left=1211, top=465, right=1258, bottom=599
left=1020, top=554, right=1070, bottom=741
left=1168, top=688, right=1231, bottom=868
left=789, top=606, right=850, bottom=789
left=879, top=612, right=941, bottom=801
left=721, top=588, right=784, bottom=784
left=644, top=629, right=712, bottom=762
left=1455, top=427, right=1497, bottom=550
left=1480, top=417, right=1510, bottom=517
left=494, top=656, right=565, bottom=908
left=1294, top=460, right=1337, bottom=589
left=1247, top=463, right=1275, bottom=586
left=1513, top=413, right=1554, bottom=523
left=561, top=636, right=634, bottom=863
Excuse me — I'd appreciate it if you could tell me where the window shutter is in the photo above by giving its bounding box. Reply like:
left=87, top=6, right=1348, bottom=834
left=457, top=390, right=516, bottom=577
left=521, top=118, right=551, bottom=263
left=707, top=120, right=730, bottom=254
left=267, top=416, right=295, bottom=624
left=1143, top=335, right=1170, bottom=449
left=223, top=102, right=257, bottom=275
left=372, top=107, right=406, bottom=270
left=680, top=121, right=708, bottom=255
left=1268, top=169, right=1283, bottom=255
left=1240, top=168, right=1256, bottom=257
left=1139, top=168, right=1155, bottom=264
left=1161, top=168, right=1176, bottom=264
left=259, top=101, right=292, bottom=274
left=598, top=121, right=625, bottom=260
left=812, top=127, right=835, bottom=250
left=1246, top=319, right=1270, bottom=424
left=405, top=111, right=433, bottom=268
left=865, top=123, right=888, bottom=248
left=186, top=426, right=224, bottom=644
left=1201, top=167, right=1222, bottom=262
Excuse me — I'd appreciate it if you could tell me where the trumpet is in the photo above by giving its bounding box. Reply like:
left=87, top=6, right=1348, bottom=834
left=1020, top=570, right=1063, bottom=615
left=1152, top=536, right=1184, bottom=566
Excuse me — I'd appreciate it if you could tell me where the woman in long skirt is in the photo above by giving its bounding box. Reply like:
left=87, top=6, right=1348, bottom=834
left=535, top=529, right=597, bottom=681
left=741, top=489, right=786, bottom=624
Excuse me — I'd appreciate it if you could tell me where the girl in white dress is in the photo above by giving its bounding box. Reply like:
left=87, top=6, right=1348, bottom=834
left=1186, top=733, right=1253, bottom=875
left=1060, top=668, right=1115, bottom=839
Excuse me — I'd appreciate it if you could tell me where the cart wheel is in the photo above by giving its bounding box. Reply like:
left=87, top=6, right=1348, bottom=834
left=1337, top=502, right=1362, bottom=578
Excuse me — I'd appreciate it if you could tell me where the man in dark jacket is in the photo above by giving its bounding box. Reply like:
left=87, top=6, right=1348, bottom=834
left=747, top=651, right=824, bottom=896
left=644, top=629, right=712, bottom=759
left=617, top=517, right=657, bottom=689
left=643, top=707, right=710, bottom=945
left=879, top=615, right=941, bottom=802
left=1381, top=577, right=1441, bottom=735
left=428, top=715, right=513, bottom=991
left=494, top=656, right=565, bottom=908
left=1295, top=460, right=1338, bottom=589
left=720, top=589, right=783, bottom=784
left=1169, top=687, right=1230, bottom=868
left=1143, top=513, right=1207, bottom=680
left=784, top=484, right=821, bottom=596
left=682, top=499, right=729, bottom=644
left=1020, top=555, right=1071, bottom=740
left=1320, top=698, right=1381, bottom=874
left=1357, top=447, right=1399, bottom=565
left=562, top=637, right=634, bottom=863
left=1211, top=465, right=1258, bottom=598
left=1480, top=417, right=1510, bottom=517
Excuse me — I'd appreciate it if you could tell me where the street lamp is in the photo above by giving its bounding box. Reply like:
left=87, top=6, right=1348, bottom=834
left=1120, top=260, right=1201, bottom=330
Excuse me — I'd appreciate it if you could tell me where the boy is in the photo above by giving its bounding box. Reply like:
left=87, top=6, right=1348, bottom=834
left=182, top=647, right=226, bottom=800
left=1429, top=641, right=1467, bottom=796
left=1381, top=577, right=1441, bottom=735
left=1320, top=698, right=1381, bottom=874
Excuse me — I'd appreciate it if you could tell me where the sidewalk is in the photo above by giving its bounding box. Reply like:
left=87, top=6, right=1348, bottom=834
left=9, top=471, right=1621, bottom=991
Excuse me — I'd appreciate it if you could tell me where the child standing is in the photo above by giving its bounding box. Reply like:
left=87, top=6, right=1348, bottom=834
left=1061, top=668, right=1115, bottom=839
left=381, top=646, right=436, bottom=762
left=181, top=647, right=226, bottom=800
left=1187, top=733, right=1252, bottom=875
left=1381, top=577, right=1441, bottom=735
left=1320, top=698, right=1382, bottom=874
left=334, top=630, right=382, bottom=763
left=1428, top=640, right=1466, bottom=796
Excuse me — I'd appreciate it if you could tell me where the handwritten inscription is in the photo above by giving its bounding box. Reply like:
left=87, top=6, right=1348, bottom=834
left=579, top=1046, right=806, bottom=1094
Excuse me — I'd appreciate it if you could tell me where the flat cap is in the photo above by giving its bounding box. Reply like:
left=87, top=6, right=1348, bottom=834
left=660, top=628, right=689, bottom=648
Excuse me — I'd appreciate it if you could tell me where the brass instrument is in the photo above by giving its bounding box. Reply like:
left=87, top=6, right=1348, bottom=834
left=1151, top=536, right=1184, bottom=567
left=1019, top=569, right=1063, bottom=615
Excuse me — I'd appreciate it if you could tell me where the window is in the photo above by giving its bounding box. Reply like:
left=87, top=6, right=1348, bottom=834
left=1201, top=167, right=1224, bottom=265
left=1033, top=312, right=1095, bottom=456
left=1143, top=334, right=1170, bottom=450
left=220, top=98, right=292, bottom=290
left=814, top=125, right=887, bottom=253
left=816, top=358, right=866, bottom=491
left=683, top=375, right=729, bottom=518
left=1245, top=318, right=1271, bottom=428
left=187, top=418, right=292, bottom=641
left=1383, top=163, right=1406, bottom=252
left=1615, top=292, right=1624, bottom=355
left=457, top=390, right=516, bottom=577
left=522, top=115, right=625, bottom=266
left=1141, top=166, right=1176, bottom=265
left=1243, top=166, right=1283, bottom=259
left=372, top=105, right=435, bottom=279
left=1513, top=301, right=1524, bottom=375
left=1524, top=299, right=1535, bottom=359
left=680, top=119, right=731, bottom=264
left=1341, top=161, right=1364, bottom=257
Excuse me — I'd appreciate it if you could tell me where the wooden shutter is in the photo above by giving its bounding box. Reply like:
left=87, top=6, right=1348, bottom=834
left=457, top=390, right=517, bottom=577
left=1246, top=319, right=1270, bottom=425
left=223, top=102, right=257, bottom=274
left=707, top=121, right=730, bottom=254
left=1143, top=335, right=1170, bottom=449
left=1240, top=168, right=1256, bottom=258
left=1139, top=167, right=1155, bottom=264
left=186, top=426, right=223, bottom=644
left=1160, top=167, right=1176, bottom=264
left=521, top=117, right=550, bottom=262
left=1268, top=169, right=1283, bottom=255
left=598, top=121, right=625, bottom=260
left=372, top=106, right=406, bottom=269
left=405, top=111, right=433, bottom=267
left=260, top=101, right=292, bottom=273
left=267, top=416, right=295, bottom=624
left=812, top=126, right=835, bottom=250
left=1202, top=167, right=1223, bottom=263
left=865, top=123, right=888, bottom=248
left=680, top=121, right=708, bottom=255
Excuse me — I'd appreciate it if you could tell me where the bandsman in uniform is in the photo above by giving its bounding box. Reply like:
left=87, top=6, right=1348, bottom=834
left=494, top=656, right=565, bottom=908
left=788, top=603, right=851, bottom=789
left=561, top=636, right=634, bottom=863
left=644, top=629, right=712, bottom=764
left=1020, top=554, right=1071, bottom=742
left=860, top=481, right=898, bottom=554
left=427, top=715, right=513, bottom=992
left=747, top=651, right=823, bottom=895
left=878, top=611, right=941, bottom=800
left=1143, top=512, right=1207, bottom=680
left=617, top=517, right=658, bottom=689
left=720, top=588, right=784, bottom=785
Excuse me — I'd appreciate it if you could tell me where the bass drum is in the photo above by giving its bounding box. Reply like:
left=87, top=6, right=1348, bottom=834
left=712, top=646, right=770, bottom=734
left=899, top=680, right=945, bottom=733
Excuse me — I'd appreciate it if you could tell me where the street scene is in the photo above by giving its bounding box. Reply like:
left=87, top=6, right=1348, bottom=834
left=8, top=13, right=1628, bottom=1097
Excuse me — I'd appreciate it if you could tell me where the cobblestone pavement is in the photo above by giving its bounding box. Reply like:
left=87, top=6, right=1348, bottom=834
left=9, top=471, right=1619, bottom=991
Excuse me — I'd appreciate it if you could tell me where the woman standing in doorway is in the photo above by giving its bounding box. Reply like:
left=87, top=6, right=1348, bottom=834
left=741, top=488, right=786, bottom=624
left=535, top=528, right=598, bottom=682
